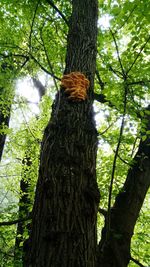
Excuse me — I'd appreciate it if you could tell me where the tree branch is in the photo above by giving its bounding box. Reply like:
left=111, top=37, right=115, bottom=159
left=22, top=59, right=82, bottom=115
left=98, top=104, right=150, bottom=265
left=98, top=123, right=114, bottom=136
left=115, top=4, right=137, bottom=33
left=20, top=57, right=29, bottom=69
left=130, top=256, right=147, bottom=267
left=110, top=29, right=126, bottom=78
left=0, top=53, right=28, bottom=59
left=109, top=65, right=124, bottom=79
left=97, top=52, right=123, bottom=79
left=93, top=93, right=107, bottom=103
left=40, top=28, right=59, bottom=91
left=29, top=0, right=40, bottom=51
left=0, top=216, right=31, bottom=227
left=93, top=93, right=115, bottom=108
left=114, top=151, right=131, bottom=166
left=30, top=53, right=60, bottom=80
left=127, top=35, right=150, bottom=74
left=0, top=52, right=29, bottom=70
left=130, top=136, right=139, bottom=158
left=46, top=0, right=69, bottom=26
left=127, top=80, right=150, bottom=86
left=107, top=83, right=128, bottom=239
left=96, top=69, right=105, bottom=90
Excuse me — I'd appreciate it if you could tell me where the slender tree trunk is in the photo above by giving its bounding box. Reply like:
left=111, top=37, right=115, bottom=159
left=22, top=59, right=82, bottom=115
left=14, top=154, right=32, bottom=266
left=14, top=79, right=46, bottom=265
left=24, top=0, right=100, bottom=266
left=0, top=88, right=11, bottom=162
left=97, top=107, right=150, bottom=267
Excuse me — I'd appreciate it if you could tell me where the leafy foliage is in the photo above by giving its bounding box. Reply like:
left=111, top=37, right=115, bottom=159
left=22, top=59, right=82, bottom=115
left=0, top=0, right=149, bottom=266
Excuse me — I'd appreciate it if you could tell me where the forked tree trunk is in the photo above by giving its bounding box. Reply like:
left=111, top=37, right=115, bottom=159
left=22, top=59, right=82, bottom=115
left=24, top=1, right=100, bottom=266
left=97, top=107, right=150, bottom=267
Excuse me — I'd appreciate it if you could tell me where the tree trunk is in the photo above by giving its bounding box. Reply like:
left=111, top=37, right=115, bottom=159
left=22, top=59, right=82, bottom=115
left=97, top=107, right=150, bottom=267
left=14, top=153, right=32, bottom=266
left=0, top=87, right=11, bottom=162
left=14, top=78, right=46, bottom=265
left=24, top=0, right=100, bottom=266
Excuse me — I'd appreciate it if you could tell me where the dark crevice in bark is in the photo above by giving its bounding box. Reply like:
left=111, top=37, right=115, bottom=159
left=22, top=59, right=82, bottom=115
left=97, top=105, right=150, bottom=267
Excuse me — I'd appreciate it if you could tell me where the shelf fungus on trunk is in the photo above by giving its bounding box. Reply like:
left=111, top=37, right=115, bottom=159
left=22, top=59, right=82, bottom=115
left=61, top=72, right=90, bottom=101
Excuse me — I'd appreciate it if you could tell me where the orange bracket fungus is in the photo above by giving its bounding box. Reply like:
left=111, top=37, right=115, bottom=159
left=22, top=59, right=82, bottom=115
left=61, top=72, right=90, bottom=101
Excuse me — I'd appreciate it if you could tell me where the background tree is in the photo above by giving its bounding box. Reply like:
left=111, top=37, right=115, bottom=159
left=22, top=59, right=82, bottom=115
left=0, top=86, right=12, bottom=161
left=14, top=78, right=46, bottom=265
left=0, top=0, right=149, bottom=266
left=0, top=61, right=15, bottom=162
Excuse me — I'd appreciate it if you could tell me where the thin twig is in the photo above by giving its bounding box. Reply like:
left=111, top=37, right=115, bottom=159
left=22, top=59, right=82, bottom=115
left=97, top=52, right=123, bottom=79
left=106, top=83, right=128, bottom=240
left=0, top=216, right=31, bottom=226
left=115, top=5, right=137, bottom=33
left=127, top=80, right=150, bottom=86
left=0, top=53, right=28, bottom=59
left=46, top=0, right=69, bottom=26
left=96, top=69, right=105, bottom=90
left=115, top=151, right=131, bottom=166
left=98, top=123, right=114, bottom=136
left=30, top=53, right=60, bottom=80
left=0, top=191, right=9, bottom=204
left=20, top=57, right=29, bottom=69
left=29, top=0, right=40, bottom=51
left=20, top=105, right=38, bottom=141
left=109, top=65, right=124, bottom=79
left=93, top=93, right=107, bottom=103
left=130, top=136, right=139, bottom=158
left=130, top=256, right=147, bottom=267
left=40, top=28, right=59, bottom=91
left=127, top=35, right=150, bottom=74
left=110, top=29, right=126, bottom=78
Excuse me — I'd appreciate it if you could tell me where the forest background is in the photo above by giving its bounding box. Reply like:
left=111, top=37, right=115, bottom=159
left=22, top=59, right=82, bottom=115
left=0, top=0, right=149, bottom=266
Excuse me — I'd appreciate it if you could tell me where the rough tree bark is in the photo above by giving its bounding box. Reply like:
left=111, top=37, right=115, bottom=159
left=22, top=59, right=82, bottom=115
left=24, top=1, right=100, bottom=266
left=97, top=107, right=150, bottom=267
